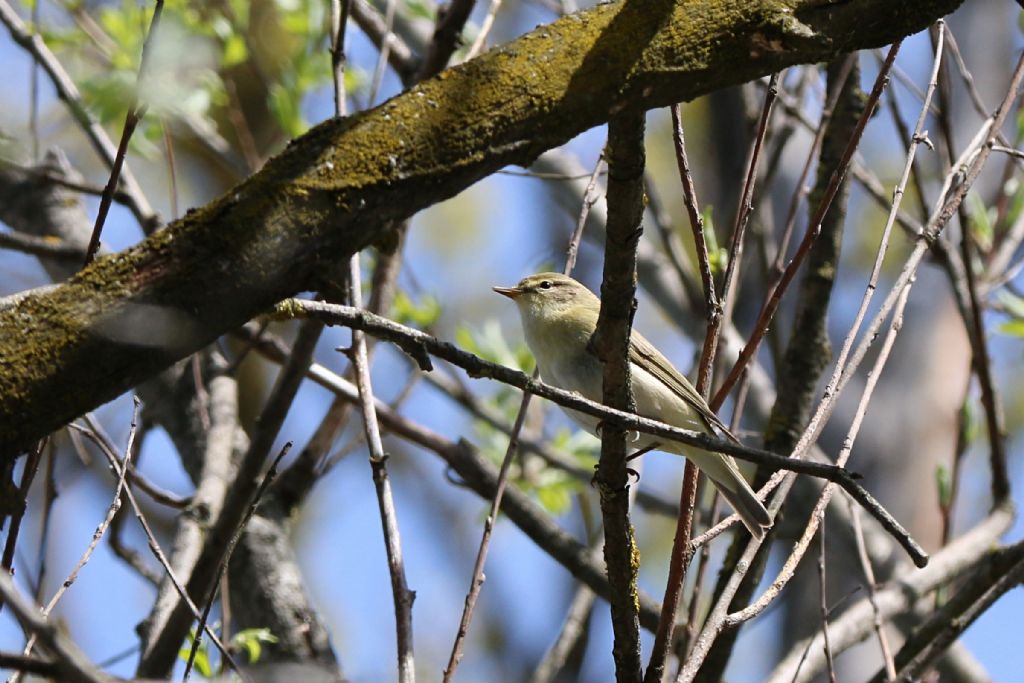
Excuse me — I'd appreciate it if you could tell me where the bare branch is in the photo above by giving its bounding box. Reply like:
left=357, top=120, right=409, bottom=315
left=592, top=109, right=646, bottom=682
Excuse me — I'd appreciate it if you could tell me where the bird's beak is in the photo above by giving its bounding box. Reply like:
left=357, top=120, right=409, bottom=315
left=492, top=285, right=523, bottom=299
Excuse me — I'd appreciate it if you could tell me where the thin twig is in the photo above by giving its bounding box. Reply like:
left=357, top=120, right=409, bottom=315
left=811, top=54, right=1023, bottom=497
left=330, top=0, right=352, bottom=117
left=879, top=540, right=1024, bottom=681
left=669, top=103, right=719, bottom=389
left=716, top=72, right=780, bottom=354
left=528, top=545, right=602, bottom=683
left=1, top=439, right=46, bottom=588
left=28, top=0, right=39, bottom=161
left=418, top=0, right=477, bottom=80
left=160, top=119, right=178, bottom=220
left=679, top=281, right=915, bottom=681
left=771, top=55, right=857, bottom=279
left=32, top=443, right=57, bottom=606
left=348, top=257, right=416, bottom=683
left=349, top=0, right=416, bottom=83
left=443, top=379, right=534, bottom=682
left=530, top=584, right=597, bottom=682
left=806, top=30, right=943, bottom=446
left=76, top=417, right=190, bottom=509
left=331, top=4, right=414, bottom=677
left=14, top=405, right=136, bottom=675
left=645, top=176, right=697, bottom=309
left=466, top=0, right=503, bottom=60
left=930, top=25, right=1012, bottom=505
left=723, top=277, right=915, bottom=629
left=644, top=460, right=698, bottom=683
left=817, top=521, right=837, bottom=683
left=82, top=0, right=165, bottom=265
left=769, top=505, right=1013, bottom=682
left=443, top=154, right=600, bottom=680
left=849, top=499, right=897, bottom=681
left=645, top=92, right=737, bottom=682
left=367, top=0, right=397, bottom=106
left=137, top=321, right=322, bottom=677
left=41, top=404, right=138, bottom=619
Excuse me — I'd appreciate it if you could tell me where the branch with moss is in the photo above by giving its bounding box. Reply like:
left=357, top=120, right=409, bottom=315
left=0, top=0, right=963, bottom=458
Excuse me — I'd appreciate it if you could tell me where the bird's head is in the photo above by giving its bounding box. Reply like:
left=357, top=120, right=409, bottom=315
left=493, top=272, right=598, bottom=323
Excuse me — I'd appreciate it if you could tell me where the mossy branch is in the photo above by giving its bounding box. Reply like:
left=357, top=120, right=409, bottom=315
left=0, top=0, right=961, bottom=456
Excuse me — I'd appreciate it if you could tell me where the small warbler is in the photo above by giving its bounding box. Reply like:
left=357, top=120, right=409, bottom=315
left=494, top=272, right=771, bottom=539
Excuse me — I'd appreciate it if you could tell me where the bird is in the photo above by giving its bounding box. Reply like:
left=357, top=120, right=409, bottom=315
left=493, top=272, right=771, bottom=539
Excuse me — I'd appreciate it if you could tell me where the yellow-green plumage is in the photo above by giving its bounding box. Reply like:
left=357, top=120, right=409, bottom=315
left=494, top=272, right=771, bottom=539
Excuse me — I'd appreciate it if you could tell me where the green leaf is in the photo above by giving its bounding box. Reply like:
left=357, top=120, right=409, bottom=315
left=967, top=192, right=994, bottom=251
left=405, top=0, right=437, bottom=20
left=997, top=319, right=1024, bottom=337
left=222, top=33, right=248, bottom=67
left=552, top=428, right=599, bottom=462
left=701, top=206, right=728, bottom=274
left=231, top=627, right=278, bottom=664
left=536, top=479, right=572, bottom=514
left=391, top=290, right=441, bottom=328
left=456, top=321, right=532, bottom=371
left=958, top=397, right=981, bottom=451
left=997, top=290, right=1024, bottom=319
left=268, top=82, right=307, bottom=137
left=178, top=629, right=212, bottom=677
left=935, top=463, right=952, bottom=509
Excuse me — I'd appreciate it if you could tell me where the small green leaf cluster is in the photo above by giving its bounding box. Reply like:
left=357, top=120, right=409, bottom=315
left=178, top=625, right=278, bottom=680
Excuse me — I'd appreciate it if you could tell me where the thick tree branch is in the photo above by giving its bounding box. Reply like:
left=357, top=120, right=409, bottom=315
left=592, top=110, right=646, bottom=682
left=0, top=0, right=962, bottom=457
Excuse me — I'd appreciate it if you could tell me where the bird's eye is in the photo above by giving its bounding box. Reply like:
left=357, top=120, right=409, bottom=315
left=539, top=280, right=553, bottom=290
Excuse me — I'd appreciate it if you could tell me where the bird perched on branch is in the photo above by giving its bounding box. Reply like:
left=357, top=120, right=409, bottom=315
left=494, top=272, right=771, bottom=539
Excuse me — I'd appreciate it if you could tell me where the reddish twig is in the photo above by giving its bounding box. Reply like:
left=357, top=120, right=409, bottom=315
left=770, top=55, right=857, bottom=279
left=711, top=44, right=902, bottom=409
left=716, top=72, right=780, bottom=349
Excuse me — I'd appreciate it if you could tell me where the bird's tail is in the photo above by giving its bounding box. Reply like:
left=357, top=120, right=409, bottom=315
left=684, top=448, right=772, bottom=540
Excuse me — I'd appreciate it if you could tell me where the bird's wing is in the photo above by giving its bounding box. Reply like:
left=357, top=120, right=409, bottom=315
left=628, top=331, right=739, bottom=443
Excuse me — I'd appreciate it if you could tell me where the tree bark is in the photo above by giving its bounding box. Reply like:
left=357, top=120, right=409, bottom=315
left=0, top=0, right=963, bottom=458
